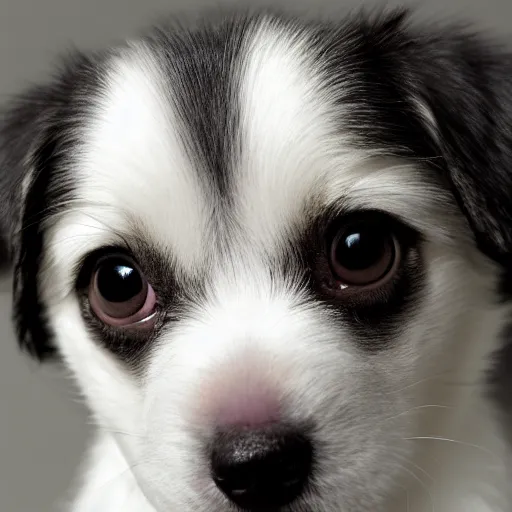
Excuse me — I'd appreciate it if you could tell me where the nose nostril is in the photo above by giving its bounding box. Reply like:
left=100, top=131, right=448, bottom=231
left=210, top=427, right=313, bottom=510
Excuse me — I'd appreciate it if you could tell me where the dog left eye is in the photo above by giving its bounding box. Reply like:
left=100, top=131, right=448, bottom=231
left=88, top=255, right=157, bottom=327
left=328, top=216, right=400, bottom=289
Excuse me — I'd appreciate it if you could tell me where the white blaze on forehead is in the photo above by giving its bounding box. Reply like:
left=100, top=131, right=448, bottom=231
left=237, top=21, right=342, bottom=246
left=77, top=45, right=208, bottom=268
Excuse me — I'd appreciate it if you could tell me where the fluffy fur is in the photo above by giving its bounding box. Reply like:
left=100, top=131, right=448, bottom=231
left=1, top=7, right=512, bottom=512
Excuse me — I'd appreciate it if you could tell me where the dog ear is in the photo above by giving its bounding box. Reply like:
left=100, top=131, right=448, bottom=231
left=0, top=53, right=102, bottom=360
left=0, top=88, right=51, bottom=270
left=0, top=81, right=67, bottom=359
left=410, top=26, right=512, bottom=272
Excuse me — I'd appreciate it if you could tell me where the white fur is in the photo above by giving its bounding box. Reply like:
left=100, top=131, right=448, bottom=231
left=35, top=19, right=512, bottom=512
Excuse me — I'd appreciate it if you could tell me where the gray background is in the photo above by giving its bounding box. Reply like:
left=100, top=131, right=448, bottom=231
left=1, top=0, right=511, bottom=510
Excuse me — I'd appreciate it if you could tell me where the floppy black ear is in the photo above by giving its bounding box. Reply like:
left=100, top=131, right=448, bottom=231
left=0, top=53, right=104, bottom=360
left=409, top=25, right=512, bottom=272
left=0, top=82, right=70, bottom=360
left=0, top=83, right=64, bottom=260
left=329, top=9, right=512, bottom=272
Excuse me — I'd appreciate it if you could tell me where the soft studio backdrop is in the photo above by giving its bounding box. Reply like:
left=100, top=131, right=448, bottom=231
left=0, top=0, right=511, bottom=510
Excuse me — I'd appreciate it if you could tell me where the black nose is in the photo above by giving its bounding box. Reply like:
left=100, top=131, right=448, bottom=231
left=210, top=426, right=313, bottom=510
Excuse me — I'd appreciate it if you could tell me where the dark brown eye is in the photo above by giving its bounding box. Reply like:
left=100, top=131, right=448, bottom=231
left=329, top=220, right=399, bottom=287
left=89, top=255, right=156, bottom=327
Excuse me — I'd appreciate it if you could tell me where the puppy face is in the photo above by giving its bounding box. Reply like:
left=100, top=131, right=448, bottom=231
left=2, top=10, right=512, bottom=512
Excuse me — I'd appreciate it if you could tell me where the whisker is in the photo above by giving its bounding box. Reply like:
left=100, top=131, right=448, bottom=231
left=18, top=199, right=113, bottom=233
left=394, top=373, right=449, bottom=393
left=404, top=436, right=500, bottom=464
left=382, top=404, right=452, bottom=423
left=16, top=198, right=125, bottom=238
left=400, top=464, right=434, bottom=512
left=399, top=456, right=435, bottom=484
left=98, top=427, right=146, bottom=440
left=92, top=458, right=155, bottom=498
left=46, top=231, right=110, bottom=246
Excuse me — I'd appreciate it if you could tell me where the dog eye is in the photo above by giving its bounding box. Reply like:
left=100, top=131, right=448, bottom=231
left=89, top=255, right=157, bottom=327
left=329, top=219, right=399, bottom=287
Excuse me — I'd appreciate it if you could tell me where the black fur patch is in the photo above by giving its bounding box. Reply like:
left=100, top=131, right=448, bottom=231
left=0, top=52, right=107, bottom=359
left=144, top=15, right=252, bottom=204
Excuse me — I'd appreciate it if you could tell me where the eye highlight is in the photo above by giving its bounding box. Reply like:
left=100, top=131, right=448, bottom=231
left=326, top=213, right=401, bottom=291
left=88, top=254, right=157, bottom=327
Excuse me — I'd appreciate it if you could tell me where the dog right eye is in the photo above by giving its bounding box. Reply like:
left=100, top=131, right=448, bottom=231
left=317, top=211, right=414, bottom=301
left=88, top=254, right=157, bottom=328
left=329, top=219, right=399, bottom=288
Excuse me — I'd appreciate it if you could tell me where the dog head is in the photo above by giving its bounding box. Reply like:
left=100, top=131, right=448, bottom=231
left=1, top=9, right=512, bottom=511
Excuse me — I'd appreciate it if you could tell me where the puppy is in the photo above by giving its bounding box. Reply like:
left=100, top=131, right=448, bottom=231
left=1, top=7, right=512, bottom=512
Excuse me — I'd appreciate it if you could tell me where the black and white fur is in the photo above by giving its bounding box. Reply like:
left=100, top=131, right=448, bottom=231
left=2, top=7, right=512, bottom=512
